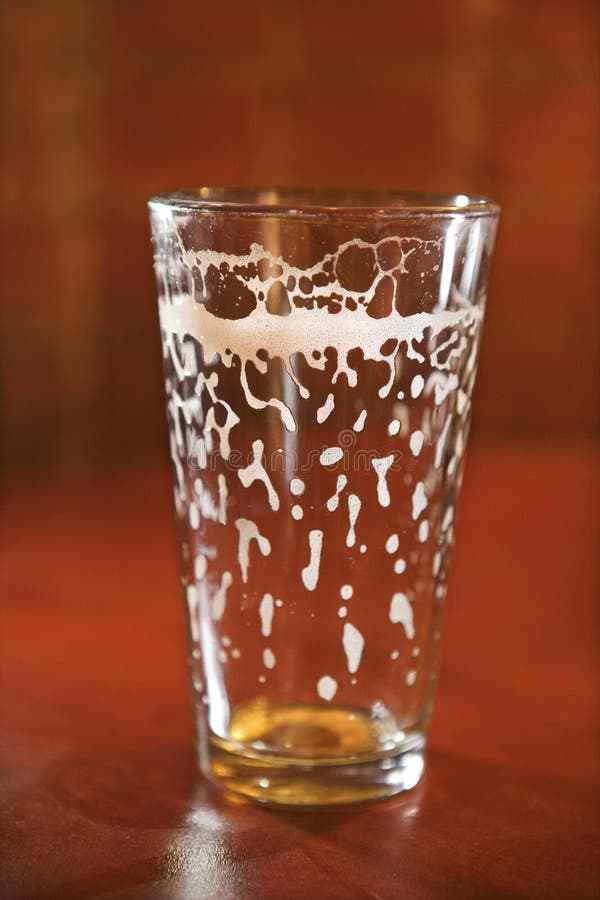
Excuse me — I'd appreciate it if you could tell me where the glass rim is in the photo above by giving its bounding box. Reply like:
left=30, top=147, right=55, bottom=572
left=148, top=186, right=500, bottom=219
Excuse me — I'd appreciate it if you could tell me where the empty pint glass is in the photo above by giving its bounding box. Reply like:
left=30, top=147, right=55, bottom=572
left=149, top=188, right=499, bottom=805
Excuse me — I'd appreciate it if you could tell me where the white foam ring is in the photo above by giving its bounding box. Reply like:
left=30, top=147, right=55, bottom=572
left=162, top=296, right=479, bottom=429
left=159, top=236, right=480, bottom=432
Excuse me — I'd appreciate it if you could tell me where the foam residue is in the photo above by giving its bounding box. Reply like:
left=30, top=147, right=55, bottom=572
left=411, top=374, right=425, bottom=399
left=301, top=529, right=324, bottom=591
left=217, top=475, right=228, bottom=524
left=411, top=481, right=428, bottom=520
left=186, top=585, right=199, bottom=642
left=195, top=372, right=240, bottom=460
left=326, top=474, right=348, bottom=512
left=372, top=455, right=395, bottom=507
left=317, top=675, right=338, bottom=701
left=389, top=592, right=415, bottom=639
left=342, top=623, right=365, bottom=674
left=442, top=506, right=454, bottom=531
left=192, top=475, right=227, bottom=526
left=435, top=373, right=459, bottom=406
left=435, top=416, right=452, bottom=469
left=353, top=409, right=367, bottom=432
left=235, top=518, right=271, bottom=583
left=259, top=593, right=275, bottom=637
left=159, top=239, right=481, bottom=434
left=409, top=430, right=425, bottom=456
left=320, top=446, right=343, bottom=466
left=238, top=439, right=279, bottom=511
left=317, top=393, right=335, bottom=423
left=189, top=503, right=199, bottom=530
left=263, top=648, right=276, bottom=669
left=385, top=534, right=399, bottom=554
left=290, top=477, right=305, bottom=496
left=212, top=571, right=233, bottom=622
left=194, top=553, right=207, bottom=580
left=346, top=494, right=361, bottom=547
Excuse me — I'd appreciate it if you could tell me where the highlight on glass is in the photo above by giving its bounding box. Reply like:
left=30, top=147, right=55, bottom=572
left=149, top=188, right=500, bottom=805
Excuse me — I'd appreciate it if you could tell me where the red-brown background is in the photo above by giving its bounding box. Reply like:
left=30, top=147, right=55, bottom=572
left=1, top=4, right=599, bottom=897
left=1, top=0, right=599, bottom=473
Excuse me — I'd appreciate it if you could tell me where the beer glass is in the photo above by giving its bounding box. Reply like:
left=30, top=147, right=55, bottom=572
left=148, top=188, right=499, bottom=805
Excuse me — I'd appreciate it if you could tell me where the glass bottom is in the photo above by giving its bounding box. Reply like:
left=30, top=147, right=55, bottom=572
left=201, top=700, right=425, bottom=806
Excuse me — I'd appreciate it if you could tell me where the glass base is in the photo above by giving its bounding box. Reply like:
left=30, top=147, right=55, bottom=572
left=200, top=701, right=425, bottom=806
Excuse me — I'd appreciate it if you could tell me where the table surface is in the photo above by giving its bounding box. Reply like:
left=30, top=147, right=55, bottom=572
left=1, top=442, right=599, bottom=900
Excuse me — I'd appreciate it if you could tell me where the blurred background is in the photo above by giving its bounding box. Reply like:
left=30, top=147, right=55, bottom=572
left=1, top=0, right=598, bottom=474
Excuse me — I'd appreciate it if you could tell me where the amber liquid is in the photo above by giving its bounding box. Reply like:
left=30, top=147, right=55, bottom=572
left=207, top=700, right=425, bottom=805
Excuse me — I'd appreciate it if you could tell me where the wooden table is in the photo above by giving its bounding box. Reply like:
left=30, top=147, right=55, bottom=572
left=2, top=442, right=598, bottom=899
